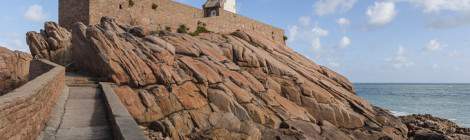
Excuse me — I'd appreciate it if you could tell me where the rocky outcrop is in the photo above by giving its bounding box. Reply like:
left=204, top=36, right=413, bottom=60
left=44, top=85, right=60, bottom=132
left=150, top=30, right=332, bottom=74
left=401, top=114, right=470, bottom=140
left=63, top=17, right=409, bottom=140
left=26, top=22, right=72, bottom=66
left=0, top=47, right=31, bottom=95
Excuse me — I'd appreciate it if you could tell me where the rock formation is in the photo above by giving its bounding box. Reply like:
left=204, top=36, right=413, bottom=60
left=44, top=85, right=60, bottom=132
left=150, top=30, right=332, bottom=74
left=28, top=17, right=470, bottom=140
left=0, top=47, right=31, bottom=95
left=26, top=22, right=72, bottom=66
left=63, top=17, right=410, bottom=140
left=401, top=114, right=470, bottom=140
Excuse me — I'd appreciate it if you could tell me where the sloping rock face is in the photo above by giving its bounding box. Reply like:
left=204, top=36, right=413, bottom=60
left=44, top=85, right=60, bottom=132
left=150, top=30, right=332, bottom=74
left=0, top=47, right=31, bottom=95
left=401, top=114, right=470, bottom=140
left=26, top=22, right=72, bottom=66
left=66, top=17, right=408, bottom=140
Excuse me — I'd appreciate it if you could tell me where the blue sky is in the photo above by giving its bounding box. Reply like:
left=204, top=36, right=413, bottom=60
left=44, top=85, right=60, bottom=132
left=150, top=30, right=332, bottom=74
left=1, top=0, right=469, bottom=83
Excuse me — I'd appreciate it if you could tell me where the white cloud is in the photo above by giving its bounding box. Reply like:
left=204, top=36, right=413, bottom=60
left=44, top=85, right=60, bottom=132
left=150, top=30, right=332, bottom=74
left=24, top=4, right=47, bottom=22
left=314, top=0, right=357, bottom=16
left=407, top=0, right=470, bottom=13
left=432, top=64, right=440, bottom=70
left=288, top=17, right=312, bottom=42
left=428, top=14, right=470, bottom=29
left=11, top=39, right=23, bottom=49
left=337, top=18, right=351, bottom=27
left=0, top=39, right=27, bottom=52
left=425, top=39, right=442, bottom=51
left=339, top=36, right=351, bottom=48
left=366, top=2, right=397, bottom=26
left=299, top=16, right=311, bottom=26
left=311, top=38, right=322, bottom=50
left=328, top=62, right=341, bottom=68
left=312, top=26, right=329, bottom=37
left=395, top=0, right=470, bottom=28
left=387, top=46, right=414, bottom=69
left=0, top=32, right=28, bottom=52
left=448, top=50, right=462, bottom=57
left=287, top=16, right=329, bottom=52
left=311, top=25, right=329, bottom=50
left=288, top=25, right=299, bottom=42
left=0, top=42, right=7, bottom=47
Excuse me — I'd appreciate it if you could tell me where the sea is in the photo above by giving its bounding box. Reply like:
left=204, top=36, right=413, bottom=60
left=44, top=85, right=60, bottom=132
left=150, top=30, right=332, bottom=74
left=355, top=83, right=470, bottom=127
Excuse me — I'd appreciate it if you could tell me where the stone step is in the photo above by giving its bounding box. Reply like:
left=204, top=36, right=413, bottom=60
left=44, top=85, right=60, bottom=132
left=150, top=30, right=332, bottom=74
left=55, top=126, right=113, bottom=140
left=40, top=80, right=114, bottom=140
left=65, top=73, right=100, bottom=86
left=67, top=83, right=100, bottom=88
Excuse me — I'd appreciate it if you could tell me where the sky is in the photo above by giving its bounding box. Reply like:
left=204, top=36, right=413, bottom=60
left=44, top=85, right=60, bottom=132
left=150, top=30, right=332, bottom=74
left=1, top=0, right=469, bottom=83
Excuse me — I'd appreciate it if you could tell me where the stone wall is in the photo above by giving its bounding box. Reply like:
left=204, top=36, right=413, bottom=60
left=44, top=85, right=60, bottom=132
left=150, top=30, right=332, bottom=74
left=0, top=60, right=65, bottom=140
left=60, top=0, right=285, bottom=44
left=199, top=10, right=285, bottom=44
left=59, top=0, right=89, bottom=30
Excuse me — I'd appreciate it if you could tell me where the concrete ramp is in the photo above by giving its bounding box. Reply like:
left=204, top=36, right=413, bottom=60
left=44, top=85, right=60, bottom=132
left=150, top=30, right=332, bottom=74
left=54, top=86, right=113, bottom=140
left=39, top=75, right=113, bottom=140
left=38, top=73, right=147, bottom=140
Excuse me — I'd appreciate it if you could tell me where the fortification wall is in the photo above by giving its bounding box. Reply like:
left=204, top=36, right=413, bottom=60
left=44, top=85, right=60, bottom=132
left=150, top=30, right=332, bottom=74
left=199, top=11, right=285, bottom=44
left=60, top=0, right=285, bottom=43
left=59, top=0, right=89, bottom=30
left=0, top=60, right=65, bottom=140
left=89, top=0, right=202, bottom=31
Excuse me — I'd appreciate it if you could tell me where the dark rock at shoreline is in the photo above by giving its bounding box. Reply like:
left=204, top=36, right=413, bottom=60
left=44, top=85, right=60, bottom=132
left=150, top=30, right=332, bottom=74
left=400, top=114, right=470, bottom=140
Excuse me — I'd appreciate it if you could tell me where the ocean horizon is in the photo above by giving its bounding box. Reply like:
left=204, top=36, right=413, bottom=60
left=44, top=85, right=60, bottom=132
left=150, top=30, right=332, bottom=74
left=355, top=83, right=470, bottom=127
left=355, top=83, right=470, bottom=84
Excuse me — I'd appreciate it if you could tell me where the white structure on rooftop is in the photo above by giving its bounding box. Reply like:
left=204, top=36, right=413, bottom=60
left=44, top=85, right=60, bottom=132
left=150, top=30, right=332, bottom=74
left=224, top=0, right=237, bottom=13
left=203, top=0, right=237, bottom=17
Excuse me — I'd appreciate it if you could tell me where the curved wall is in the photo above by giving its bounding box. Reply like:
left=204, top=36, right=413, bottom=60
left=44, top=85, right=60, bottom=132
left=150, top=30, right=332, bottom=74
left=0, top=60, right=65, bottom=140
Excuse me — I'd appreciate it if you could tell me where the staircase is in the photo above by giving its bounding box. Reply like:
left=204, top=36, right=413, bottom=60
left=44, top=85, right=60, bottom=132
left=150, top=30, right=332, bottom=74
left=39, top=73, right=113, bottom=140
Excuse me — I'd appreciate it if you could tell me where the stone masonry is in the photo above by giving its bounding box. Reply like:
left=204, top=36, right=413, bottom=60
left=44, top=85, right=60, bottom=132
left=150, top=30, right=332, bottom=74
left=0, top=60, right=65, bottom=140
left=59, top=0, right=285, bottom=44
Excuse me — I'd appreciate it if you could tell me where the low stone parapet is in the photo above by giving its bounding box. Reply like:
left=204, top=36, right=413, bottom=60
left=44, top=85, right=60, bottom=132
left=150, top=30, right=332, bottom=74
left=100, top=82, right=148, bottom=140
left=0, top=59, right=65, bottom=140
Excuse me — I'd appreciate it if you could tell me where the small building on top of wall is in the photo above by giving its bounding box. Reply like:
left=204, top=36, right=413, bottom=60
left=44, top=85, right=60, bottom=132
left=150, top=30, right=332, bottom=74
left=59, top=0, right=285, bottom=44
left=203, top=0, right=237, bottom=17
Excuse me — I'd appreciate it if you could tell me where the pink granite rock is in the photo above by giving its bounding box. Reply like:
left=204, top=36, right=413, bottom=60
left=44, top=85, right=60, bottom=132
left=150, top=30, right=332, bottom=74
left=26, top=22, right=72, bottom=66
left=40, top=17, right=413, bottom=140
left=0, top=47, right=31, bottom=95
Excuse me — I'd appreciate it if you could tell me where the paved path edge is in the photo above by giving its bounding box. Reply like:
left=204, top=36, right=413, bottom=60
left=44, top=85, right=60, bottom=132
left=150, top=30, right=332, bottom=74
left=37, top=86, right=70, bottom=140
left=100, top=82, right=148, bottom=140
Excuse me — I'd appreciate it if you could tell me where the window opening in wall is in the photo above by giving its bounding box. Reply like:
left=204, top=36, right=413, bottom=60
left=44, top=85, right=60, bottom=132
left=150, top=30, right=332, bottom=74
left=119, top=4, right=123, bottom=9
left=210, top=10, right=217, bottom=17
left=152, top=3, right=158, bottom=10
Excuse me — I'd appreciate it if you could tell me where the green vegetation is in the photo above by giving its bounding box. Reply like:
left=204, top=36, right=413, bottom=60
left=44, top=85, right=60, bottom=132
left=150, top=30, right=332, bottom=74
left=128, top=0, right=135, bottom=7
left=190, top=26, right=211, bottom=36
left=152, top=3, right=158, bottom=10
left=177, top=25, right=189, bottom=33
left=283, top=36, right=288, bottom=41
left=175, top=23, right=212, bottom=36
left=165, top=26, right=172, bottom=32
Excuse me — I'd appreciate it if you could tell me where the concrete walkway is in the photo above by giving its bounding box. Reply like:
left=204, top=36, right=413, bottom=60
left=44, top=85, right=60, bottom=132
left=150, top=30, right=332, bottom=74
left=38, top=75, right=113, bottom=140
